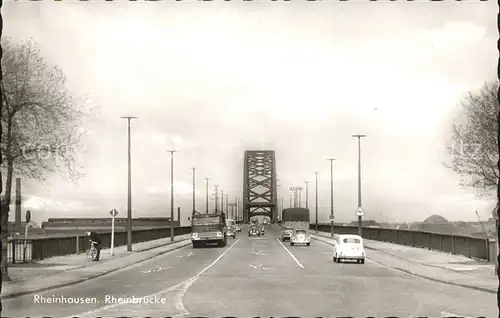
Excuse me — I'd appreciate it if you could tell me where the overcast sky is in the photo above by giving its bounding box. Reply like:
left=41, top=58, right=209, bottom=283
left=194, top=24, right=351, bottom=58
left=4, top=1, right=497, bottom=225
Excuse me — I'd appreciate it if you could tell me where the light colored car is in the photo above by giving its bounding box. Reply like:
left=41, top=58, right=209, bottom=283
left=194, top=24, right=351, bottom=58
left=226, top=225, right=237, bottom=239
left=235, top=225, right=241, bottom=232
left=333, top=234, right=365, bottom=264
left=281, top=226, right=293, bottom=241
left=290, top=229, right=311, bottom=246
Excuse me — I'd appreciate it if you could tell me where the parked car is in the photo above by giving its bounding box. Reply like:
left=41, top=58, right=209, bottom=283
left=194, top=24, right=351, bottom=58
left=333, top=234, right=365, bottom=264
left=290, top=229, right=310, bottom=246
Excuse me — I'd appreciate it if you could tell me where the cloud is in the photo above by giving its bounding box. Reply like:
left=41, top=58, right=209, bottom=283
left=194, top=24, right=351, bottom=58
left=4, top=2, right=495, bottom=223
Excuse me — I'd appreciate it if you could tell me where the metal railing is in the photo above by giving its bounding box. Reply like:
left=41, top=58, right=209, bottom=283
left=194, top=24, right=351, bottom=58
left=7, top=239, right=32, bottom=264
left=312, top=224, right=493, bottom=262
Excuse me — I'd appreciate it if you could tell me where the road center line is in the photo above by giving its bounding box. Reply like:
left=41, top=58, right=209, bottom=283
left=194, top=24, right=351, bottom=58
left=276, top=238, right=304, bottom=268
left=64, top=239, right=240, bottom=318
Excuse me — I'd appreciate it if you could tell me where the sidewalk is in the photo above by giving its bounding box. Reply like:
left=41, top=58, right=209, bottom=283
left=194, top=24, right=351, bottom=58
left=3, top=234, right=192, bottom=299
left=312, top=231, right=497, bottom=294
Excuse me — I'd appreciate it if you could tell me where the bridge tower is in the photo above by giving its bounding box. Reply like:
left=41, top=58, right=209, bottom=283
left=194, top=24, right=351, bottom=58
left=243, top=150, right=277, bottom=223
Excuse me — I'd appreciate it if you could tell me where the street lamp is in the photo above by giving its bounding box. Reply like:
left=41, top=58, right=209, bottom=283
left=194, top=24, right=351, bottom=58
left=225, top=194, right=229, bottom=217
left=120, top=116, right=137, bottom=252
left=314, top=172, right=319, bottom=233
left=327, top=158, right=336, bottom=237
left=353, top=134, right=367, bottom=236
left=191, top=167, right=196, bottom=216
left=167, top=149, right=176, bottom=242
left=305, top=181, right=309, bottom=209
left=204, top=177, right=211, bottom=214
left=221, top=189, right=224, bottom=214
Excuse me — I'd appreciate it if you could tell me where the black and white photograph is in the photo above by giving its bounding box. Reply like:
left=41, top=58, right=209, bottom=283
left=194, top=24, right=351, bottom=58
left=0, top=0, right=498, bottom=317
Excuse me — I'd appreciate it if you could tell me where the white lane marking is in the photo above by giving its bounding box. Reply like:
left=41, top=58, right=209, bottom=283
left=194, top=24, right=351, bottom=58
left=140, top=266, right=172, bottom=274
left=64, top=239, right=240, bottom=318
left=249, top=264, right=263, bottom=269
left=252, top=251, right=267, bottom=256
left=441, top=311, right=475, bottom=317
left=276, top=238, right=304, bottom=268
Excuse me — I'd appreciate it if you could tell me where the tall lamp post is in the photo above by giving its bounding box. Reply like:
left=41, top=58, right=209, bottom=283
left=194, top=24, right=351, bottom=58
left=225, top=194, right=229, bottom=217
left=120, top=116, right=137, bottom=252
left=327, top=158, right=336, bottom=237
left=191, top=167, right=196, bottom=215
left=314, top=172, right=319, bottom=233
left=204, top=177, right=211, bottom=214
left=221, top=189, right=224, bottom=214
left=167, top=149, right=176, bottom=242
left=305, top=181, right=309, bottom=209
left=353, top=134, right=367, bottom=236
left=214, top=185, right=219, bottom=213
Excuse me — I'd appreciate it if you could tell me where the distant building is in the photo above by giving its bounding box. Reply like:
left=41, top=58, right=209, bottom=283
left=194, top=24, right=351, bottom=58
left=41, top=217, right=180, bottom=232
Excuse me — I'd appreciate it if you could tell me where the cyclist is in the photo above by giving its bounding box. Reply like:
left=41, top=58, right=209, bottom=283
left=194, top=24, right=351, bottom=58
left=86, top=231, right=102, bottom=261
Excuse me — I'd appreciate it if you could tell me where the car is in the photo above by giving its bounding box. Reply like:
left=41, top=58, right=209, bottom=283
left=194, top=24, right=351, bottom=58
left=333, top=234, right=365, bottom=264
left=248, top=226, right=260, bottom=237
left=290, top=229, right=310, bottom=246
left=259, top=225, right=265, bottom=235
left=226, top=225, right=237, bottom=239
left=281, top=226, right=293, bottom=241
left=235, top=225, right=242, bottom=232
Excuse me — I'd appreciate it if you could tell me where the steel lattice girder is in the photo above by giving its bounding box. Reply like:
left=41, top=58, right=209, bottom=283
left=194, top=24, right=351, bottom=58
left=243, top=150, right=277, bottom=222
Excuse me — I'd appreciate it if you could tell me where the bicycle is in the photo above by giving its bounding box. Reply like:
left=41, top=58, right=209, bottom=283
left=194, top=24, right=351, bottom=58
left=86, top=241, right=98, bottom=261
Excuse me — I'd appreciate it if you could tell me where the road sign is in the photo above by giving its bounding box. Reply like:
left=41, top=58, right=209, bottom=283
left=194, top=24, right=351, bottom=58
left=110, top=209, right=118, bottom=256
left=356, top=207, right=365, bottom=217
left=329, top=214, right=334, bottom=220
left=26, top=210, right=31, bottom=223
left=109, top=208, right=118, bottom=217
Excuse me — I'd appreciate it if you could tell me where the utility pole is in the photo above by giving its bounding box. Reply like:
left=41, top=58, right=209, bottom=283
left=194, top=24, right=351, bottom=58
left=191, top=167, right=196, bottom=215
left=314, top=172, right=319, bottom=233
left=120, top=116, right=138, bottom=252
left=289, top=194, right=292, bottom=208
left=353, top=134, right=367, bottom=236
left=327, top=158, right=336, bottom=237
left=305, top=181, right=309, bottom=210
left=205, top=177, right=211, bottom=214
left=167, top=149, right=176, bottom=242
left=298, top=187, right=303, bottom=208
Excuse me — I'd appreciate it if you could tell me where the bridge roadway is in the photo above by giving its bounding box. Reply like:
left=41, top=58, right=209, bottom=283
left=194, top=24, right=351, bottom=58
left=4, top=225, right=495, bottom=317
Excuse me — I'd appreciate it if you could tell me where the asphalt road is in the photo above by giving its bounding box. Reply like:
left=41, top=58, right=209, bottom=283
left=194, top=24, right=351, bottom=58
left=3, top=224, right=496, bottom=317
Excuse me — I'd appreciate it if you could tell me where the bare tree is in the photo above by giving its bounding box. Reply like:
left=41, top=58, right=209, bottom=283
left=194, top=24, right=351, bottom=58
left=0, top=38, right=86, bottom=281
left=446, top=81, right=499, bottom=192
left=0, top=0, right=4, bottom=314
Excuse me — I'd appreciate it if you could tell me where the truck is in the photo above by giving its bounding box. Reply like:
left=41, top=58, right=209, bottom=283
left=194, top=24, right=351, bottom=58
left=191, top=212, right=227, bottom=248
left=281, top=208, right=311, bottom=246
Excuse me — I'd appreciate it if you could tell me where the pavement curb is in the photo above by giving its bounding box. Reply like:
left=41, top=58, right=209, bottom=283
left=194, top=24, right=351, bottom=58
left=1, top=239, right=191, bottom=300
left=311, top=234, right=496, bottom=294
